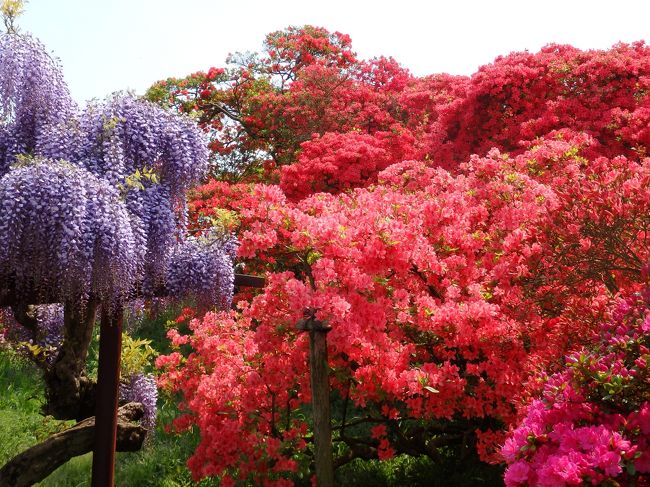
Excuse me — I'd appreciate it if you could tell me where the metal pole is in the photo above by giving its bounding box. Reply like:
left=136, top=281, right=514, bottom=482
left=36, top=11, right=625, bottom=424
left=91, top=304, right=123, bottom=487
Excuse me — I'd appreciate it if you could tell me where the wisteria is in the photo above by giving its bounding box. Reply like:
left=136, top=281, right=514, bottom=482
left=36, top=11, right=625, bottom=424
left=0, top=31, right=235, bottom=306
left=34, top=304, right=64, bottom=362
left=36, top=94, right=209, bottom=197
left=125, top=185, right=177, bottom=294
left=0, top=307, right=29, bottom=343
left=166, top=232, right=238, bottom=309
left=0, top=32, right=75, bottom=175
left=0, top=29, right=237, bottom=460
left=0, top=159, right=145, bottom=302
left=119, top=372, right=158, bottom=432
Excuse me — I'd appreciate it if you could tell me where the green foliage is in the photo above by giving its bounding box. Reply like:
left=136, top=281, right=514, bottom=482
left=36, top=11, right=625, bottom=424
left=335, top=454, right=504, bottom=487
left=131, top=302, right=184, bottom=357
left=0, top=0, right=24, bottom=17
left=196, top=208, right=240, bottom=233
left=121, top=333, right=158, bottom=377
left=0, top=349, right=72, bottom=467
left=0, top=348, right=43, bottom=414
left=117, top=166, right=161, bottom=196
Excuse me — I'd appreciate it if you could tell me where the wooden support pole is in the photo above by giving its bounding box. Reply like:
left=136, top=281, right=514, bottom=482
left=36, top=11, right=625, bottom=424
left=298, top=309, right=334, bottom=487
left=91, top=305, right=123, bottom=487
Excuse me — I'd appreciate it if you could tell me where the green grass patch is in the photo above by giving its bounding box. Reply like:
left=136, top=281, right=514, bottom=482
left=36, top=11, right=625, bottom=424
left=335, top=453, right=504, bottom=487
left=0, top=349, right=73, bottom=467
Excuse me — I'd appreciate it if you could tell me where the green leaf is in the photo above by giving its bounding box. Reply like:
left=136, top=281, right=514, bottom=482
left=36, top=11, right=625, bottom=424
left=306, top=250, right=321, bottom=265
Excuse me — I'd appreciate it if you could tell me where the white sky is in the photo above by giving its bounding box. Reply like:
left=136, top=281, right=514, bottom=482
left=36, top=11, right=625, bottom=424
left=17, top=0, right=650, bottom=104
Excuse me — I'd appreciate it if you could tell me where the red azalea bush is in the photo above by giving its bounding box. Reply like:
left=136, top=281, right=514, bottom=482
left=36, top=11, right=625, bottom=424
left=147, top=33, right=650, bottom=197
left=279, top=129, right=415, bottom=200
left=417, top=42, right=650, bottom=168
left=157, top=133, right=649, bottom=484
left=502, top=285, right=650, bottom=486
left=145, top=27, right=411, bottom=182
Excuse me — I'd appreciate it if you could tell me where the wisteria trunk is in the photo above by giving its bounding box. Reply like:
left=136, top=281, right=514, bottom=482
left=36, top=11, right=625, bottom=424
left=44, top=298, right=99, bottom=420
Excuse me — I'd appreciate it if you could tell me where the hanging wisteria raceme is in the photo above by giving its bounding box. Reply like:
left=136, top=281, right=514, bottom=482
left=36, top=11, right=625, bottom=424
left=125, top=184, right=177, bottom=293
left=0, top=33, right=75, bottom=175
left=166, top=232, right=238, bottom=309
left=33, top=92, right=214, bottom=295
left=0, top=159, right=145, bottom=302
left=119, top=372, right=158, bottom=432
left=34, top=304, right=64, bottom=362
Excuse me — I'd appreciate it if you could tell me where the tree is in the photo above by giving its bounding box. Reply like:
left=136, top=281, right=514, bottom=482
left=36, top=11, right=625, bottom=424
left=0, top=20, right=235, bottom=485
left=145, top=26, right=412, bottom=185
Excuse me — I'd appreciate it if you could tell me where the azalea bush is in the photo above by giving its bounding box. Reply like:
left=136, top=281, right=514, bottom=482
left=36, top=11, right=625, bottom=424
left=502, top=285, right=650, bottom=486
left=157, top=133, right=649, bottom=484
left=147, top=30, right=650, bottom=191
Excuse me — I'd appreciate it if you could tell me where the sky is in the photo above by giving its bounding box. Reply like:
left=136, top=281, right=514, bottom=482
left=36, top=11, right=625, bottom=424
left=17, top=0, right=650, bottom=104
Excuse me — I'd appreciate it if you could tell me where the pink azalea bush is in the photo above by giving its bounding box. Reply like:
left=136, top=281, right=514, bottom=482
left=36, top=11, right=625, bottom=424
left=503, top=285, right=650, bottom=486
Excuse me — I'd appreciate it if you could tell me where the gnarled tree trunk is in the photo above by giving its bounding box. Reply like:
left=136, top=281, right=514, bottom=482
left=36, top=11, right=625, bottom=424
left=44, top=298, right=99, bottom=420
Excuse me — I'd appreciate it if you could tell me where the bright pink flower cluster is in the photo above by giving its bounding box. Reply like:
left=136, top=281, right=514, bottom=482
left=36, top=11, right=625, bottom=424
left=503, top=288, right=650, bottom=486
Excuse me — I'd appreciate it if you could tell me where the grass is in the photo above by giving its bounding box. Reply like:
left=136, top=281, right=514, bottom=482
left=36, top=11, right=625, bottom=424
left=335, top=453, right=504, bottom=487
left=0, top=349, right=74, bottom=468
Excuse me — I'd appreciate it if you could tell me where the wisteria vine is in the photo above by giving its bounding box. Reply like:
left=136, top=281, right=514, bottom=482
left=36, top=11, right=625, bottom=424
left=0, top=32, right=75, bottom=175
left=0, top=30, right=234, bottom=306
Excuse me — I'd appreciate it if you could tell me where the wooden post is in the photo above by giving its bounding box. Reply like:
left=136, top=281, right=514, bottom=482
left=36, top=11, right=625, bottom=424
left=298, top=309, right=334, bottom=487
left=91, top=304, right=123, bottom=487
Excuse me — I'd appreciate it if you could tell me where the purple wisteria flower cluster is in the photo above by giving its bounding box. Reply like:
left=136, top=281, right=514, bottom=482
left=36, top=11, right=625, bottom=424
left=0, top=160, right=144, bottom=301
left=119, top=372, right=158, bottom=432
left=166, top=232, right=238, bottom=309
left=36, top=94, right=209, bottom=197
left=502, top=286, right=650, bottom=486
left=0, top=33, right=74, bottom=175
left=34, top=304, right=64, bottom=362
left=0, top=31, right=235, bottom=307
